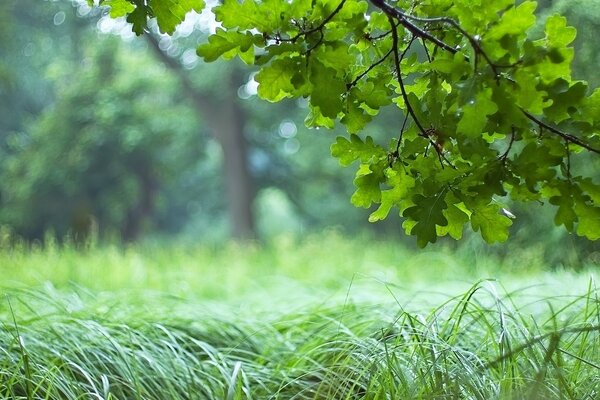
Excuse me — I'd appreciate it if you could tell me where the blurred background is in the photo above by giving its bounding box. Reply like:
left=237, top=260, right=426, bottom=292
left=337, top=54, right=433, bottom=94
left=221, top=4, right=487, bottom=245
left=0, top=0, right=598, bottom=267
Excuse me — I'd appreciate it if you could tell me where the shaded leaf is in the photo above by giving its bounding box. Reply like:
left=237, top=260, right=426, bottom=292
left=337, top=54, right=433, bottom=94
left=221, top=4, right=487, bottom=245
left=403, top=194, right=448, bottom=248
left=197, top=29, right=255, bottom=62
left=150, top=0, right=205, bottom=34
left=331, top=135, right=386, bottom=166
left=369, top=168, right=416, bottom=222
left=457, top=88, right=498, bottom=138
left=470, top=203, right=512, bottom=243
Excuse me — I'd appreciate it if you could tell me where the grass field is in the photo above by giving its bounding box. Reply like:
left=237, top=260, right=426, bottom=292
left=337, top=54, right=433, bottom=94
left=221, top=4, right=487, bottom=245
left=1, top=233, right=599, bottom=399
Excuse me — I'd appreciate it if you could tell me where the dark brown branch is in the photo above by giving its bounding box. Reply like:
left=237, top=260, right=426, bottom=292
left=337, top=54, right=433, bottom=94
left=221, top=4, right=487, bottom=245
left=370, top=0, right=521, bottom=76
left=388, top=108, right=410, bottom=167
left=393, top=12, right=508, bottom=74
left=565, top=141, right=572, bottom=178
left=368, top=0, right=599, bottom=159
left=421, top=37, right=432, bottom=63
left=371, top=0, right=458, bottom=54
left=388, top=20, right=425, bottom=135
left=266, top=0, right=346, bottom=46
left=397, top=112, right=409, bottom=151
left=368, top=28, right=394, bottom=41
left=388, top=18, right=453, bottom=168
left=522, top=110, right=600, bottom=155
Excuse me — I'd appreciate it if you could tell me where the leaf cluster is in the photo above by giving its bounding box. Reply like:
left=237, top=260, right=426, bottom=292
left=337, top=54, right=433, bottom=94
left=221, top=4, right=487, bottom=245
left=89, top=0, right=204, bottom=34
left=97, top=0, right=600, bottom=246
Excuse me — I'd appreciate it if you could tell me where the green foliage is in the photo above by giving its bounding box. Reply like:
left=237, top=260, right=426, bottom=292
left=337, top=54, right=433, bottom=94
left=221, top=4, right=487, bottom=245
left=196, top=28, right=258, bottom=62
left=539, top=0, right=600, bottom=88
left=100, top=0, right=600, bottom=247
left=92, top=0, right=204, bottom=34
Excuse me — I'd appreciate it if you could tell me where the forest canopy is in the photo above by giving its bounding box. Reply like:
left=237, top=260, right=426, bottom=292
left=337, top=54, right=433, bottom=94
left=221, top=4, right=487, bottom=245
left=90, top=0, right=600, bottom=247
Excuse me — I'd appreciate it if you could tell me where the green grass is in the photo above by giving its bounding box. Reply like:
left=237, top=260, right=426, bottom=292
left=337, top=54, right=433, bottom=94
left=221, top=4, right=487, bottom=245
left=1, top=233, right=599, bottom=399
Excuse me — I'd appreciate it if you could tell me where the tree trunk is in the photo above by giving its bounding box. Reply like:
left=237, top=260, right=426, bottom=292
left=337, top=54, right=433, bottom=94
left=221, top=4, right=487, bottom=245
left=145, top=35, right=256, bottom=239
left=211, top=83, right=256, bottom=239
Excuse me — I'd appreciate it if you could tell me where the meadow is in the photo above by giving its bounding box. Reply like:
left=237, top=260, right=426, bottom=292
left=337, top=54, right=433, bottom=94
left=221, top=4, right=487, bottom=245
left=1, top=233, right=599, bottom=399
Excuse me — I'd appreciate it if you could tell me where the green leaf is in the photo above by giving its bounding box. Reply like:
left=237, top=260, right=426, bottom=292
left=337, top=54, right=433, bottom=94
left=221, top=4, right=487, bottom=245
left=470, top=203, right=512, bottom=243
left=351, top=164, right=384, bottom=208
left=341, top=99, right=372, bottom=134
left=543, top=80, right=587, bottom=123
left=309, top=60, right=346, bottom=118
left=215, top=0, right=288, bottom=32
left=574, top=202, right=600, bottom=240
left=403, top=194, right=448, bottom=247
left=457, top=88, right=498, bottom=138
left=101, top=0, right=135, bottom=18
left=150, top=0, right=205, bottom=34
left=485, top=1, right=537, bottom=41
left=429, top=51, right=470, bottom=80
left=126, top=4, right=149, bottom=35
left=305, top=107, right=335, bottom=129
left=255, top=58, right=301, bottom=101
left=512, top=142, right=562, bottom=191
left=545, top=14, right=577, bottom=48
left=196, top=29, right=255, bottom=62
left=214, top=0, right=260, bottom=30
left=314, top=42, right=355, bottom=73
left=513, top=69, right=550, bottom=114
left=437, top=202, right=470, bottom=240
left=330, top=135, right=385, bottom=166
left=356, top=80, right=392, bottom=110
left=581, top=88, right=600, bottom=125
left=369, top=168, right=416, bottom=222
left=580, top=178, right=600, bottom=203
left=550, top=195, right=576, bottom=231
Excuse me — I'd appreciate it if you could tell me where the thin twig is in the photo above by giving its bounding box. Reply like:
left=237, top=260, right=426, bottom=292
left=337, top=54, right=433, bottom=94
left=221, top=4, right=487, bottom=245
left=348, top=48, right=394, bottom=88
left=565, top=140, right=572, bottom=178
left=421, top=37, right=432, bottom=63
left=394, top=12, right=521, bottom=73
left=499, top=127, right=516, bottom=162
left=370, top=0, right=521, bottom=75
left=368, top=27, right=395, bottom=41
left=397, top=112, right=409, bottom=153
left=287, top=0, right=347, bottom=42
left=371, top=0, right=458, bottom=54
left=389, top=18, right=454, bottom=168
left=388, top=19, right=425, bottom=135
left=522, top=110, right=600, bottom=155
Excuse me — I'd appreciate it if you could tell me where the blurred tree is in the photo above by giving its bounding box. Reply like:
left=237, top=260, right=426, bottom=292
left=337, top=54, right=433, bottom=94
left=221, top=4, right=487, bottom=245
left=1, top=37, right=202, bottom=240
left=126, top=18, right=382, bottom=239
left=0, top=0, right=82, bottom=155
left=0, top=0, right=98, bottom=238
left=144, top=34, right=256, bottom=239
left=0, top=0, right=374, bottom=242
